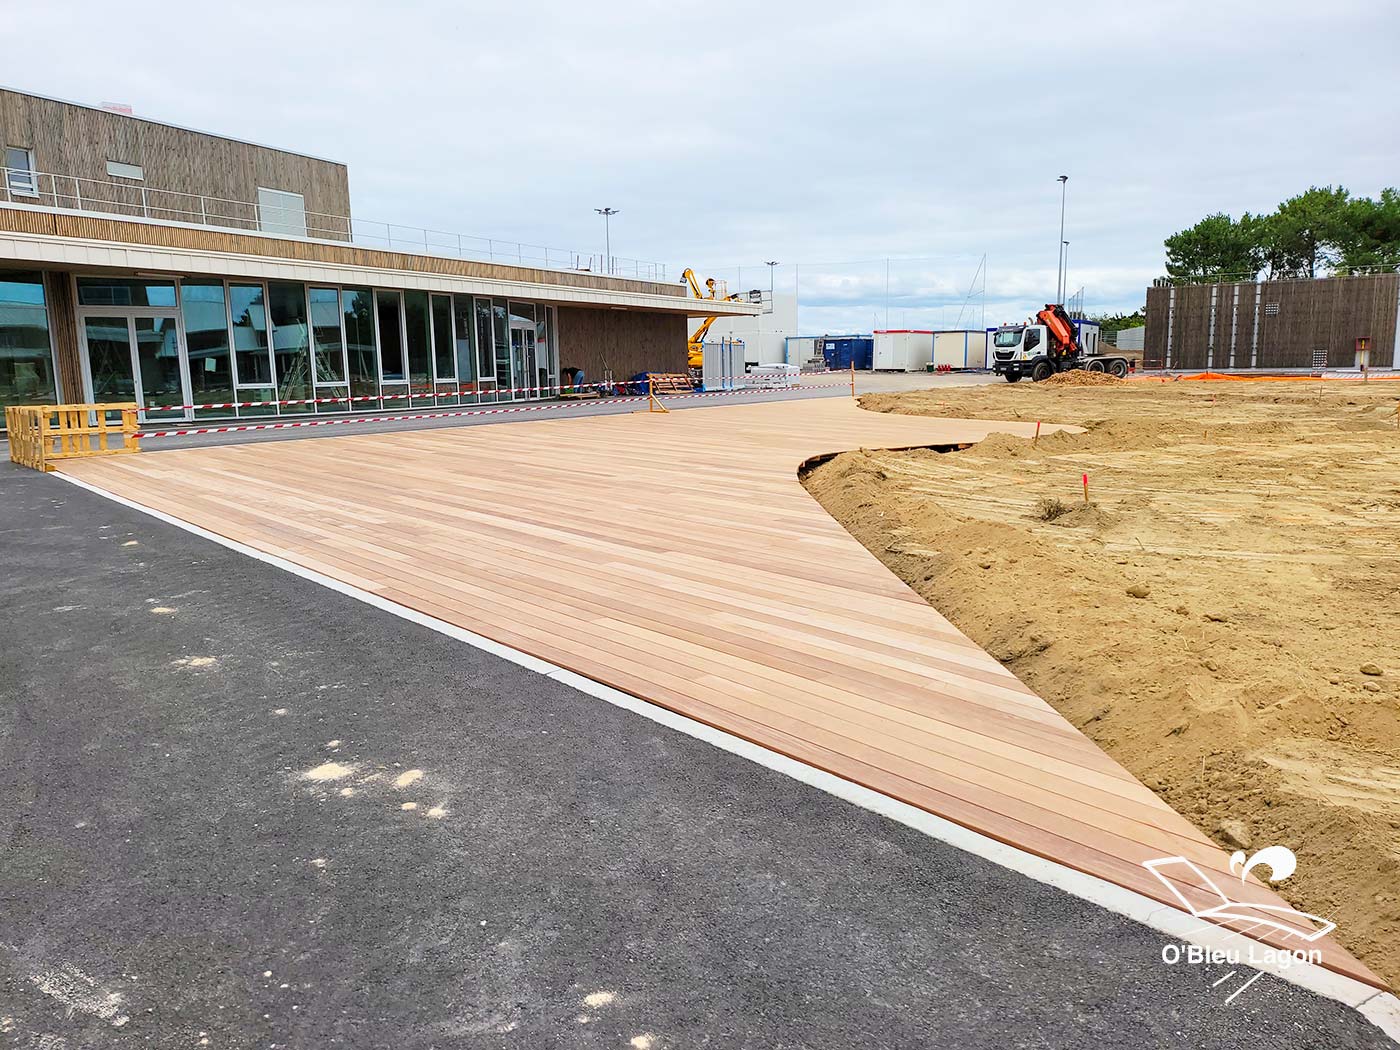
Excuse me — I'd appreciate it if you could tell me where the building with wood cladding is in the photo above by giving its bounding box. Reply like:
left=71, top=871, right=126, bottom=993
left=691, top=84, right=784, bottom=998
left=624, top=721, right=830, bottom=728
left=1143, top=272, right=1400, bottom=371
left=0, top=86, right=754, bottom=423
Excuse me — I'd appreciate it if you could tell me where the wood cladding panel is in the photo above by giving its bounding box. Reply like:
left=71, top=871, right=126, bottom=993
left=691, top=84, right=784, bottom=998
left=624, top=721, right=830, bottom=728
left=1143, top=285, right=1169, bottom=369
left=0, top=207, right=688, bottom=303
left=1170, top=284, right=1212, bottom=369
left=555, top=307, right=689, bottom=380
left=42, top=270, right=81, bottom=401
left=58, top=398, right=1381, bottom=989
left=1146, top=274, right=1399, bottom=371
left=0, top=89, right=351, bottom=223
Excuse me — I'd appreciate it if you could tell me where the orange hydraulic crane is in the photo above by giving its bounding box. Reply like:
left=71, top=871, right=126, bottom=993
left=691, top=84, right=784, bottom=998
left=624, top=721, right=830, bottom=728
left=1035, top=303, right=1080, bottom=360
left=681, top=268, right=742, bottom=370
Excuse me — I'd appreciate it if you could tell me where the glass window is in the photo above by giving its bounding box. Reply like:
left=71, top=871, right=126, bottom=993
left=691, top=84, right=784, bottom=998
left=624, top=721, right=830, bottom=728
left=493, top=300, right=509, bottom=393
left=431, top=294, right=455, bottom=381
left=4, top=147, right=37, bottom=197
left=993, top=328, right=1022, bottom=348
left=309, top=287, right=346, bottom=384
left=0, top=271, right=57, bottom=409
left=536, top=307, right=552, bottom=394
left=179, top=279, right=234, bottom=418
left=106, top=161, right=145, bottom=181
left=83, top=316, right=134, bottom=400
left=229, top=283, right=271, bottom=386
left=269, top=282, right=312, bottom=412
left=474, top=298, right=494, bottom=379
left=343, top=288, right=378, bottom=403
left=76, top=277, right=177, bottom=308
left=375, top=291, right=405, bottom=381
left=257, top=187, right=308, bottom=238
left=452, top=296, right=476, bottom=385
left=403, top=290, right=432, bottom=403
left=133, top=315, right=184, bottom=417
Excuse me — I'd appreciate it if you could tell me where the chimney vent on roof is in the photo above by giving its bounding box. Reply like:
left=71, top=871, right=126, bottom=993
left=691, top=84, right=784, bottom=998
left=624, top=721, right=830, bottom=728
left=100, top=102, right=134, bottom=116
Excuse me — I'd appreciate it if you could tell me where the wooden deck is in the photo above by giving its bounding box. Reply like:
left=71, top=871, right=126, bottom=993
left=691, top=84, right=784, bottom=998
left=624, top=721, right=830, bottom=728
left=58, top=398, right=1380, bottom=988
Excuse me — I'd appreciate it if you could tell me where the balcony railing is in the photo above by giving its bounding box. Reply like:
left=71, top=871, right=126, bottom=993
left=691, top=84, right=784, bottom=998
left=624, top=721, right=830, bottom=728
left=1, top=166, right=670, bottom=282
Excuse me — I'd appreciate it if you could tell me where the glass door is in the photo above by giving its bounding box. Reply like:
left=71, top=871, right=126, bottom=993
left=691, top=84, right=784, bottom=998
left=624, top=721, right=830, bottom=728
left=375, top=290, right=409, bottom=409
left=508, top=322, right=535, bottom=399
left=84, top=316, right=137, bottom=402
left=81, top=312, right=190, bottom=421
left=133, top=315, right=187, bottom=419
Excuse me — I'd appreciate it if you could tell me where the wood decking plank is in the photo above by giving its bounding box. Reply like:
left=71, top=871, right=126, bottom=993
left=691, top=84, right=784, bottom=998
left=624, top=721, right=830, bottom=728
left=59, top=397, right=1380, bottom=988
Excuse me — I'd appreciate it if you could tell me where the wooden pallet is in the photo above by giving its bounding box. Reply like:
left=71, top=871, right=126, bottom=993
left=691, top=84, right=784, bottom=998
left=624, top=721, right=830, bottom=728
left=6, top=403, right=140, bottom=471
left=647, top=373, right=694, bottom=394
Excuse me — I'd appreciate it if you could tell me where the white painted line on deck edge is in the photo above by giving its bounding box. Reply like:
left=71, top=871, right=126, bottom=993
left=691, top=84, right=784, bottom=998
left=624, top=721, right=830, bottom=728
left=55, top=470, right=1400, bottom=1045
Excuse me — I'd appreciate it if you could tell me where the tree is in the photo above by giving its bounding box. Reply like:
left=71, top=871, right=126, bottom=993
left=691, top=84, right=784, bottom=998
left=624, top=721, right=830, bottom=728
left=1265, top=186, right=1353, bottom=277
left=1089, top=308, right=1146, bottom=340
left=1164, top=213, right=1263, bottom=281
left=1162, top=186, right=1400, bottom=281
left=1338, top=188, right=1400, bottom=273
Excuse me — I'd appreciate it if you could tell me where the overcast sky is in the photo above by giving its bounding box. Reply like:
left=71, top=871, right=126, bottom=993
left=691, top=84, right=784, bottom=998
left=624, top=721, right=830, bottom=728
left=6, top=0, right=1398, bottom=332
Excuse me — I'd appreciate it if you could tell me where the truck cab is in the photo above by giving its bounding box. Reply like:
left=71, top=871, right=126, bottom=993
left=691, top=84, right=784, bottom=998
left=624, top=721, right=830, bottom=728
left=990, top=324, right=1048, bottom=382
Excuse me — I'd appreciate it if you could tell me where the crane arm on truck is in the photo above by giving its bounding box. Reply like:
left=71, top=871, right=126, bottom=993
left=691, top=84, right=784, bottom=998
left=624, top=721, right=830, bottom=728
left=1035, top=303, right=1079, bottom=358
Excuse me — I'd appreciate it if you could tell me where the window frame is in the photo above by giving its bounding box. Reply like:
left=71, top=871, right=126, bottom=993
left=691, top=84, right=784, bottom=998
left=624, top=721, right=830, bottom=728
left=105, top=160, right=145, bottom=181
left=4, top=147, right=37, bottom=198
left=256, top=186, right=308, bottom=238
left=0, top=270, right=60, bottom=414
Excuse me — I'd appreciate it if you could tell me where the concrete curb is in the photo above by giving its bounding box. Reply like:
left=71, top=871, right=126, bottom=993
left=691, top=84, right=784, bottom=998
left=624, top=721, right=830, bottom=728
left=56, top=470, right=1400, bottom=1046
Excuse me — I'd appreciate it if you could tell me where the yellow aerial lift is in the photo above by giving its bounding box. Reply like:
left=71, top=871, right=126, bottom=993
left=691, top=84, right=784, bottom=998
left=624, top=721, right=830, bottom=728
left=681, top=268, right=742, bottom=370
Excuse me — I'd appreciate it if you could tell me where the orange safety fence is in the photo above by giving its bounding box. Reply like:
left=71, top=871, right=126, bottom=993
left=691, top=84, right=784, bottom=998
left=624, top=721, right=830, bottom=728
left=1129, top=370, right=1400, bottom=383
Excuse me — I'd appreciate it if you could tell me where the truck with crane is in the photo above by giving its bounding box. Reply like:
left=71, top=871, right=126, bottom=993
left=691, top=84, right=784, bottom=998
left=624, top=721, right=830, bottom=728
left=990, top=304, right=1130, bottom=382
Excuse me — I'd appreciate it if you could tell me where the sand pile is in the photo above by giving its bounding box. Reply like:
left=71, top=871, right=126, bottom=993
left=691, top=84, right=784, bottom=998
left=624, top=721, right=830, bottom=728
left=809, top=379, right=1400, bottom=986
left=1041, top=369, right=1124, bottom=386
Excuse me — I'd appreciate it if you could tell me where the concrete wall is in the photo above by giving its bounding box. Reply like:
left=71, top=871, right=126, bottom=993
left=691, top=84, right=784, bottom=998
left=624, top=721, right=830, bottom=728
left=1115, top=325, right=1145, bottom=351
left=697, top=294, right=797, bottom=365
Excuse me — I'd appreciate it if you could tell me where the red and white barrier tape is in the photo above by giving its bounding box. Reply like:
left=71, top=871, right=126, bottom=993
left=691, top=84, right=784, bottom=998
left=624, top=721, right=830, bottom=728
left=145, top=368, right=845, bottom=414
left=133, top=381, right=849, bottom=439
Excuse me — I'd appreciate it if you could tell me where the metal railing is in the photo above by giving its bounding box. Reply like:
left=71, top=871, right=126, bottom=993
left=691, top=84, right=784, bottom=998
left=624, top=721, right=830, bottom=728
left=1, top=166, right=671, bottom=282
left=1151, top=264, right=1400, bottom=287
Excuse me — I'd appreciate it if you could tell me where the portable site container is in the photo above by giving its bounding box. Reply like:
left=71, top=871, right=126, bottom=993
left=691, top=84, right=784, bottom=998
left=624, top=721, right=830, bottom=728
left=932, top=330, right=988, bottom=369
left=872, top=330, right=935, bottom=372
left=1075, top=319, right=1101, bottom=356
left=817, top=335, right=873, bottom=371
left=701, top=338, right=746, bottom=391
left=784, top=336, right=820, bottom=367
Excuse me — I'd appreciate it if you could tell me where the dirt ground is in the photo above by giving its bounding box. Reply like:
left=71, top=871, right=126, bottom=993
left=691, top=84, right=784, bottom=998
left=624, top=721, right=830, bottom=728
left=803, top=377, right=1400, bottom=986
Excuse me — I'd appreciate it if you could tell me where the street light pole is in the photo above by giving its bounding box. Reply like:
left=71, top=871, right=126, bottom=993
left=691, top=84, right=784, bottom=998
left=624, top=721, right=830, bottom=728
left=1055, top=175, right=1068, bottom=304
left=765, top=260, right=779, bottom=300
left=594, top=207, right=619, bottom=274
left=1062, top=240, right=1070, bottom=309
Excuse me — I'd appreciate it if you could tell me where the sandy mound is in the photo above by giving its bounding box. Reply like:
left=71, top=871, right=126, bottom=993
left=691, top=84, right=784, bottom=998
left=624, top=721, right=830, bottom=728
left=809, top=379, right=1400, bottom=986
left=1042, top=369, right=1124, bottom=387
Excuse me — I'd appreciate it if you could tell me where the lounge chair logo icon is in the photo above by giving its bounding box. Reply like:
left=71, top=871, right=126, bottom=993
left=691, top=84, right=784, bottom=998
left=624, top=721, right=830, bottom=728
left=1142, top=846, right=1336, bottom=943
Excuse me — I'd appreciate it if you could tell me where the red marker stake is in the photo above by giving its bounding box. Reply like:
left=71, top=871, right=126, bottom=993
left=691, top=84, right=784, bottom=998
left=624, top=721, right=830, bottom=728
left=1082, top=472, right=1090, bottom=503
left=1033, top=420, right=1042, bottom=447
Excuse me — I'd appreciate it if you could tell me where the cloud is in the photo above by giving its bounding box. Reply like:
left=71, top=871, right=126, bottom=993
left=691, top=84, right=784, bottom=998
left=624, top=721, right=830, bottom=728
left=4, top=0, right=1396, bottom=327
